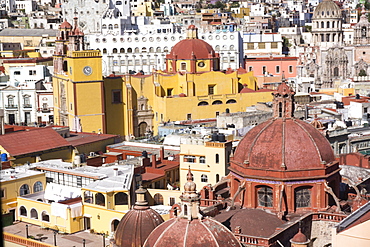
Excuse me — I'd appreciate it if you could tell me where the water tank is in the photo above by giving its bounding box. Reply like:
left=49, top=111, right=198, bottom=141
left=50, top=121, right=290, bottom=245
left=211, top=132, right=219, bottom=142
left=218, top=133, right=226, bottom=142
left=1, top=153, right=7, bottom=162
left=142, top=150, right=148, bottom=158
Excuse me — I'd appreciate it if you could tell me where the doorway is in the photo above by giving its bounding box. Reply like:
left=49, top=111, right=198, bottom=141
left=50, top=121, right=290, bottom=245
left=84, top=217, right=91, bottom=230
left=9, top=114, right=15, bottom=124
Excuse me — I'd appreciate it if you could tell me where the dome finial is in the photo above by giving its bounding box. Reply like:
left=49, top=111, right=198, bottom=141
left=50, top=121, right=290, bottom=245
left=187, top=166, right=193, bottom=182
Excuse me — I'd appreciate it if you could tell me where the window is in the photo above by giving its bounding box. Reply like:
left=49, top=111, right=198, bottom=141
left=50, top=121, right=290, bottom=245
left=1, top=189, right=5, bottom=198
left=247, top=43, right=254, bottom=50
left=20, top=184, right=30, bottom=196
left=23, top=95, right=30, bottom=106
left=95, top=193, right=106, bottom=206
left=167, top=88, right=173, bottom=96
left=257, top=186, right=273, bottom=207
left=295, top=187, right=311, bottom=208
left=8, top=96, right=14, bottom=107
left=84, top=191, right=93, bottom=203
left=181, top=62, right=186, bottom=71
left=262, top=66, right=267, bottom=74
left=20, top=206, right=27, bottom=217
left=41, top=211, right=50, bottom=222
left=29, top=70, right=36, bottom=75
left=108, top=24, right=113, bottom=30
left=33, top=181, right=43, bottom=192
left=276, top=66, right=280, bottom=74
left=216, top=174, right=220, bottom=183
left=215, top=154, right=219, bottom=163
left=198, top=101, right=208, bottom=106
left=248, top=66, right=253, bottom=72
left=30, top=208, right=38, bottom=219
left=258, top=43, right=265, bottom=49
left=112, top=90, right=122, bottom=103
left=208, top=85, right=215, bottom=95
left=170, top=197, right=175, bottom=206
left=113, top=48, right=117, bottom=53
left=154, top=193, right=163, bottom=205
left=226, top=99, right=236, bottom=104
left=271, top=42, right=278, bottom=49
left=212, top=100, right=222, bottom=105
left=200, top=156, right=206, bottom=164
left=201, top=174, right=208, bottom=183
left=289, top=66, right=293, bottom=73
left=103, top=48, right=107, bottom=54
left=114, top=192, right=128, bottom=205
left=184, top=155, right=196, bottom=163
left=187, top=113, right=191, bottom=120
left=14, top=71, right=21, bottom=75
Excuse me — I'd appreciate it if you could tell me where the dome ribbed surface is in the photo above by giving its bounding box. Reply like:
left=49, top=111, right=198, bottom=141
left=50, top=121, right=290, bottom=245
left=168, top=39, right=215, bottom=60
left=313, top=0, right=341, bottom=19
left=233, top=118, right=335, bottom=171
left=114, top=205, right=164, bottom=247
left=143, top=217, right=241, bottom=247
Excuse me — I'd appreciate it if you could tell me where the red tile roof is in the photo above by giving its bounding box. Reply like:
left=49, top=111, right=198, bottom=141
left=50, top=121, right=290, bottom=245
left=0, top=128, right=71, bottom=157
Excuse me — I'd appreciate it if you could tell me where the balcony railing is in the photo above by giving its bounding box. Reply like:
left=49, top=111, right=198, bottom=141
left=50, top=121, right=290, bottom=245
left=5, top=105, right=18, bottom=109
left=23, top=104, right=32, bottom=108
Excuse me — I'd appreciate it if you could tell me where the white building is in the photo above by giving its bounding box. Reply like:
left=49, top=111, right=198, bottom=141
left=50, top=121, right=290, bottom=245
left=14, top=0, right=37, bottom=14
left=243, top=33, right=283, bottom=57
left=0, top=0, right=16, bottom=13
left=0, top=65, right=53, bottom=125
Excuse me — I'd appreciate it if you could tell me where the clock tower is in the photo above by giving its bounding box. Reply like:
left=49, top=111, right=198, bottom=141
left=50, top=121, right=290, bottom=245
left=53, top=18, right=105, bottom=133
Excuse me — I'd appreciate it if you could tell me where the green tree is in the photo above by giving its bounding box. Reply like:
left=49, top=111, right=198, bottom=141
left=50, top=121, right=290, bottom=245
left=359, top=69, right=367, bottom=76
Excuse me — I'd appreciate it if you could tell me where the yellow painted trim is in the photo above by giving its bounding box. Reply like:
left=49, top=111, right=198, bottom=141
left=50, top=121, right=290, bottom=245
left=180, top=168, right=210, bottom=173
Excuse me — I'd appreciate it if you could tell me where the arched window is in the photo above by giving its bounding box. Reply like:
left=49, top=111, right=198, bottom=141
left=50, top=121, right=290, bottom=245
left=257, top=186, right=273, bottom=207
left=19, top=206, right=27, bottom=217
left=321, top=22, right=324, bottom=28
left=156, top=47, right=161, bottom=52
left=30, top=208, right=38, bottom=219
left=181, top=62, right=186, bottom=71
left=201, top=174, right=208, bottom=183
left=134, top=47, right=139, bottom=53
left=102, top=24, right=107, bottom=29
left=108, top=24, right=113, bottom=30
left=114, top=192, right=128, bottom=205
left=120, top=48, right=125, bottom=53
left=295, top=187, right=311, bottom=208
left=127, top=48, right=132, bottom=53
left=20, top=184, right=30, bottom=196
left=198, top=101, right=209, bottom=106
left=114, top=24, right=119, bottom=29
left=149, top=47, right=154, bottom=52
left=230, top=45, right=234, bottom=50
left=41, top=211, right=50, bottom=222
left=111, top=219, right=120, bottom=232
left=215, top=154, right=219, bottom=163
left=84, top=191, right=93, bottom=203
left=103, top=48, right=107, bottom=54
left=212, top=100, right=222, bottom=105
left=164, top=46, right=168, bottom=52
left=327, top=21, right=330, bottom=28
left=226, top=99, right=237, bottom=104
left=184, top=204, right=188, bottom=215
left=216, top=174, right=220, bottom=183
left=142, top=47, right=147, bottom=53
left=33, top=181, right=43, bottom=192
left=334, top=67, right=339, bottom=77
left=113, top=48, right=117, bottom=53
left=154, top=193, right=163, bottom=205
left=279, top=102, right=282, bottom=117
left=95, top=193, right=106, bottom=206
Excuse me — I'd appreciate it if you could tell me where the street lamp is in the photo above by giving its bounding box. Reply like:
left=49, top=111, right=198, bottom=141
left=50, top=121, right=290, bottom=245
left=83, top=239, right=86, bottom=247
left=25, top=224, right=29, bottom=238
left=53, top=231, right=57, bottom=246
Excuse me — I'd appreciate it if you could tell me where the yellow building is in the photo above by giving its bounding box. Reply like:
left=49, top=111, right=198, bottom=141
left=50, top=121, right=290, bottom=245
left=179, top=134, right=233, bottom=190
left=52, top=19, right=105, bottom=134
left=53, top=22, right=273, bottom=139
left=1, top=168, right=46, bottom=221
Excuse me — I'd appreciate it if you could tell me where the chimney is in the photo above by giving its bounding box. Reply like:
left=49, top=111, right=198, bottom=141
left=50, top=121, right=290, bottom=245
left=113, top=168, right=118, bottom=176
left=152, top=154, right=157, bottom=168
left=160, top=146, right=165, bottom=161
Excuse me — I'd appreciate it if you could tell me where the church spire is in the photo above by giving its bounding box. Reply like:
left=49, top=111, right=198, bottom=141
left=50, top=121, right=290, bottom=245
left=272, top=82, right=295, bottom=118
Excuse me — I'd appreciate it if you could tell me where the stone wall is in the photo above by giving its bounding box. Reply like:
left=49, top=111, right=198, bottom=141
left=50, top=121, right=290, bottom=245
left=311, top=220, right=337, bottom=247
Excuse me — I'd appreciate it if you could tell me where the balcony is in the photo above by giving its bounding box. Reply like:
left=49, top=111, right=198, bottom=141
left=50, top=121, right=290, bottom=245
left=40, top=107, right=51, bottom=113
left=5, top=105, right=18, bottom=109
left=23, top=104, right=32, bottom=108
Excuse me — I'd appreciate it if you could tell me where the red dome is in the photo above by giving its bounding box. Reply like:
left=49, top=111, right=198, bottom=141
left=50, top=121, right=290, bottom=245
left=60, top=19, right=72, bottom=29
left=290, top=229, right=309, bottom=244
left=168, top=39, right=216, bottom=60
left=114, top=204, right=164, bottom=247
left=143, top=217, right=241, bottom=247
left=233, top=118, right=335, bottom=171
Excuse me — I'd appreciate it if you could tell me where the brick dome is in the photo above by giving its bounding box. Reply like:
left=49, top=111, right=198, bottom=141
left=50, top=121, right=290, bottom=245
left=114, top=187, right=164, bottom=247
left=143, top=217, right=241, bottom=247
left=60, top=19, right=72, bottom=29
left=167, top=25, right=216, bottom=60
left=233, top=82, right=335, bottom=174
left=290, top=229, right=310, bottom=244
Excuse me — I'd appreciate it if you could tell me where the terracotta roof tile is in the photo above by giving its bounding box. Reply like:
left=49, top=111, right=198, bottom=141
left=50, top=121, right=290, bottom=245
left=65, top=132, right=117, bottom=147
left=0, top=128, right=71, bottom=157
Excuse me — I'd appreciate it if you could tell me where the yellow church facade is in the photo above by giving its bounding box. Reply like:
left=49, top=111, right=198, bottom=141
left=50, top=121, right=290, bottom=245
left=53, top=21, right=273, bottom=139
